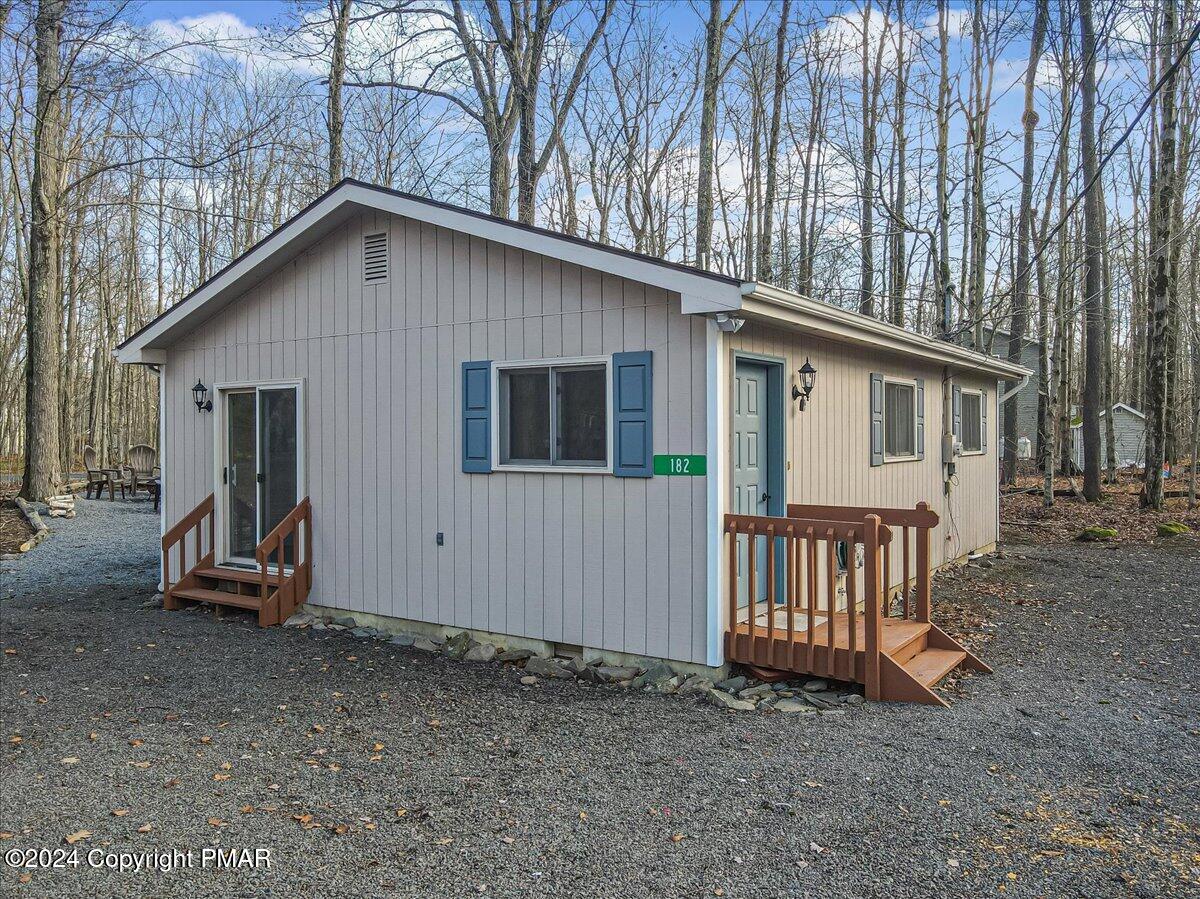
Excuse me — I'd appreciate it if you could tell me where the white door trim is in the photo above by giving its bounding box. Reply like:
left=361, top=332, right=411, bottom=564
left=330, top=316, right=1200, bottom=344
left=212, top=379, right=306, bottom=566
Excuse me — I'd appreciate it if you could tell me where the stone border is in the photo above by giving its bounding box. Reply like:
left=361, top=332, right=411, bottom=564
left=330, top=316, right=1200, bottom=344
left=282, top=611, right=867, bottom=714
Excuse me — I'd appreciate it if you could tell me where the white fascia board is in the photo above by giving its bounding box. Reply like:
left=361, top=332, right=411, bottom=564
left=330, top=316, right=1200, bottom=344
left=116, top=182, right=742, bottom=364
left=740, top=283, right=1031, bottom=381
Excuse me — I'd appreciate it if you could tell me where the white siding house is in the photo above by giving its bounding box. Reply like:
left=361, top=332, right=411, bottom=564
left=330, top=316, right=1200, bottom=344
left=1072, top=404, right=1148, bottom=469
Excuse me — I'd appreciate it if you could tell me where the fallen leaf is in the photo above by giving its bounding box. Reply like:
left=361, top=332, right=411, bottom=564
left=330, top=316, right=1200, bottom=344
left=199, top=736, right=212, bottom=745
left=294, top=814, right=313, bottom=824
left=18, top=873, right=31, bottom=884
left=8, top=735, right=21, bottom=744
left=60, top=757, right=79, bottom=765
left=214, top=773, right=231, bottom=782
left=671, top=833, right=685, bottom=843
left=0, top=831, right=15, bottom=839
left=63, top=830, right=92, bottom=845
left=395, top=809, right=407, bottom=818
left=240, top=805, right=254, bottom=814
left=436, top=837, right=454, bottom=846
left=220, top=762, right=232, bottom=770
left=372, top=743, right=385, bottom=751
left=129, top=739, right=143, bottom=747
left=130, top=761, right=151, bottom=769
left=88, top=733, right=98, bottom=741
left=137, top=824, right=152, bottom=833
left=111, top=809, right=129, bottom=817
left=207, top=818, right=227, bottom=828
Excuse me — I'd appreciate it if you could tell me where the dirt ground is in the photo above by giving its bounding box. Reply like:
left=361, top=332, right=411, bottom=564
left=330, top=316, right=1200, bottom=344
left=1, top=499, right=1197, bottom=898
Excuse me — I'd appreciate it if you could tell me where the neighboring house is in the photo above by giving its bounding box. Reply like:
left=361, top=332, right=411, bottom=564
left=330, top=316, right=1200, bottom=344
left=969, top=327, right=1040, bottom=459
left=1071, top=403, right=1147, bottom=469
left=116, top=180, right=1026, bottom=704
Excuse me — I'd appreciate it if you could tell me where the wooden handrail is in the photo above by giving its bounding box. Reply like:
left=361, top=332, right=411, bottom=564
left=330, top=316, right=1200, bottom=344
left=162, top=493, right=215, bottom=610
left=255, top=497, right=312, bottom=624
left=787, top=501, right=936, bottom=623
left=725, top=511, right=892, bottom=697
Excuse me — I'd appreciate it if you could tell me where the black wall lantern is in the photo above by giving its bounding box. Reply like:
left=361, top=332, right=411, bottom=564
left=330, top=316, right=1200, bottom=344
left=192, top=379, right=212, bottom=413
left=792, top=357, right=817, bottom=410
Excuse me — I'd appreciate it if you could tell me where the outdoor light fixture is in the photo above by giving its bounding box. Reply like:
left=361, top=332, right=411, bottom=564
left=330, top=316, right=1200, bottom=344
left=192, top=379, right=212, bottom=413
left=792, top=357, right=817, bottom=410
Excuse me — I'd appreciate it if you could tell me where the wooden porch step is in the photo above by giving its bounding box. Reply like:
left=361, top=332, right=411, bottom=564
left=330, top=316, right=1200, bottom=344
left=194, top=566, right=283, bottom=585
left=171, top=586, right=266, bottom=611
left=903, top=648, right=966, bottom=688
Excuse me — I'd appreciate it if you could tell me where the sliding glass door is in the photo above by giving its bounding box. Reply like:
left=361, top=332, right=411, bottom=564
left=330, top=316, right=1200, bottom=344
left=221, top=385, right=300, bottom=567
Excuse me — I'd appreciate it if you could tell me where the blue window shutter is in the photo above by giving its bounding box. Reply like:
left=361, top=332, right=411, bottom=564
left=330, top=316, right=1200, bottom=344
left=952, top=385, right=962, bottom=443
left=870, top=373, right=884, bottom=467
left=981, top=387, right=988, bottom=453
left=462, top=361, right=491, bottom=473
left=915, top=378, right=925, bottom=460
left=613, top=351, right=653, bottom=477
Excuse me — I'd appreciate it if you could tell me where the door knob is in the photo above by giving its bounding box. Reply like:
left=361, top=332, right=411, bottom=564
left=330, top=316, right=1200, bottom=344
left=760, top=492, right=769, bottom=504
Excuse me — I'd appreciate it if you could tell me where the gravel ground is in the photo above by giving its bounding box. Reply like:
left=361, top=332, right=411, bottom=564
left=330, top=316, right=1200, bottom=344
left=1, top=499, right=1197, bottom=898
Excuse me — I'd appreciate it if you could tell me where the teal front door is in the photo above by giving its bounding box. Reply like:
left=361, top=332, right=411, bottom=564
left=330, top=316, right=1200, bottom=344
left=733, top=360, right=771, bottom=608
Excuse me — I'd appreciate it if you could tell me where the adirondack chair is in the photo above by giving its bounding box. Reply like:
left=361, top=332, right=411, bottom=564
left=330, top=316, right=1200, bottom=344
left=124, top=444, right=158, bottom=497
left=84, top=444, right=127, bottom=500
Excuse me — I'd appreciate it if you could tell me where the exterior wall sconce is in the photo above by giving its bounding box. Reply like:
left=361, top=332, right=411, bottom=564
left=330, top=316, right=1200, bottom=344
left=192, top=379, right=212, bottom=413
left=792, top=357, right=817, bottom=410
left=713, top=313, right=745, bottom=332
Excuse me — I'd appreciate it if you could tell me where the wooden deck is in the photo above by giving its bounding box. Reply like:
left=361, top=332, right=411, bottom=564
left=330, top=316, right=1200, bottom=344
left=725, top=503, right=991, bottom=705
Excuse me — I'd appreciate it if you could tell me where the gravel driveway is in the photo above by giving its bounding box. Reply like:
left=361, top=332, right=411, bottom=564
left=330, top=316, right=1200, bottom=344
left=1, top=500, right=1197, bottom=898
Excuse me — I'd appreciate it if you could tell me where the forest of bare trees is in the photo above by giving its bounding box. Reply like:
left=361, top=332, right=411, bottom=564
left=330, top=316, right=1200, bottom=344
left=1, top=0, right=1197, bottom=510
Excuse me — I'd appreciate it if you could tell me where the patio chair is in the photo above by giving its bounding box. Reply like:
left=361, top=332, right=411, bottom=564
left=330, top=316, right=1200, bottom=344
left=84, top=444, right=127, bottom=500
left=124, top=444, right=158, bottom=497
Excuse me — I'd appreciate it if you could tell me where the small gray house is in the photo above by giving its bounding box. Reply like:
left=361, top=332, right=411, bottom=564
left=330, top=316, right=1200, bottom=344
left=1072, top=403, right=1147, bottom=470
left=117, top=180, right=1026, bottom=703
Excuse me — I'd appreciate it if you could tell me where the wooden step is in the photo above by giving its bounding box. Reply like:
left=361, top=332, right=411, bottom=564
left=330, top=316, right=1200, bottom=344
left=903, top=648, right=966, bottom=688
left=171, top=586, right=266, bottom=611
left=194, top=566, right=282, bottom=585
left=886, top=623, right=929, bottom=665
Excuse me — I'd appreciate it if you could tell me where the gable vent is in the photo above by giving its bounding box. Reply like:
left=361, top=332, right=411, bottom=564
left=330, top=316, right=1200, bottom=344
left=362, top=231, right=389, bottom=284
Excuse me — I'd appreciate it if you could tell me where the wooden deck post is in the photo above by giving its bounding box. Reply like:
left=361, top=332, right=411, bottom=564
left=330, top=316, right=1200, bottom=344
left=862, top=514, right=882, bottom=701
left=915, top=501, right=932, bottom=623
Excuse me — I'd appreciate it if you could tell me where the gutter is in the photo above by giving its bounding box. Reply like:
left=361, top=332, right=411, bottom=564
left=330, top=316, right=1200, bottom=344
left=998, top=371, right=1031, bottom=405
left=739, top=282, right=1030, bottom=381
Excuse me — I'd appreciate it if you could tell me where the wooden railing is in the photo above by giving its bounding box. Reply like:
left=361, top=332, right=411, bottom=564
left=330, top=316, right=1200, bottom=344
left=725, top=512, right=892, bottom=697
left=788, top=502, right=938, bottom=623
left=255, top=496, right=312, bottom=626
left=162, top=493, right=215, bottom=610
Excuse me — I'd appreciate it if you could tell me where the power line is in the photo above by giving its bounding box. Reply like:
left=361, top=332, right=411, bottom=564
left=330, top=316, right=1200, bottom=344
left=946, top=14, right=1200, bottom=343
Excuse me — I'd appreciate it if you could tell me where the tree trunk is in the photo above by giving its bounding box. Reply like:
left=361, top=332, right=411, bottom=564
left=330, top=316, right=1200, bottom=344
left=327, top=0, right=353, bottom=187
left=1142, top=0, right=1178, bottom=510
left=857, top=0, right=877, bottom=317
left=758, top=0, right=789, bottom=283
left=1078, top=0, right=1103, bottom=502
left=21, top=0, right=66, bottom=501
left=695, top=0, right=739, bottom=270
left=935, top=0, right=952, bottom=335
left=1004, top=0, right=1046, bottom=483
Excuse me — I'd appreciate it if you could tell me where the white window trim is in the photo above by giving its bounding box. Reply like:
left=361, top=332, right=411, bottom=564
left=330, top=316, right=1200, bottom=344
left=490, top=355, right=614, bottom=475
left=958, top=387, right=985, bottom=455
left=882, top=376, right=919, bottom=463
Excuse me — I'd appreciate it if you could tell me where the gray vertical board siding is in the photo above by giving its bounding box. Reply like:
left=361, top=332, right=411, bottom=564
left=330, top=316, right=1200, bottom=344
left=728, top=322, right=1000, bottom=588
left=160, top=209, right=713, bottom=665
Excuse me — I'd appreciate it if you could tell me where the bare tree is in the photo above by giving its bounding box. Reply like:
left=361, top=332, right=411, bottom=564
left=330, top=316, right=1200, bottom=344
left=1143, top=0, right=1179, bottom=510
left=21, top=0, right=65, bottom=500
left=695, top=0, right=742, bottom=270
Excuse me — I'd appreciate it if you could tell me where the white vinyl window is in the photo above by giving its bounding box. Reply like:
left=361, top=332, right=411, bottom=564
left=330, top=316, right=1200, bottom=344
left=959, top=389, right=984, bottom=454
left=883, top=379, right=917, bottom=460
left=495, top=358, right=610, bottom=471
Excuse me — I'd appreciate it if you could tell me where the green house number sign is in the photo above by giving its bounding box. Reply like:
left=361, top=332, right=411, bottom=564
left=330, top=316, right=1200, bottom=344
left=653, top=454, right=707, bottom=476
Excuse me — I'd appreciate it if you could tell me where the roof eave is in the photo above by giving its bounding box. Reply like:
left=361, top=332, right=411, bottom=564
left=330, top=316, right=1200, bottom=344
left=741, top=282, right=1031, bottom=380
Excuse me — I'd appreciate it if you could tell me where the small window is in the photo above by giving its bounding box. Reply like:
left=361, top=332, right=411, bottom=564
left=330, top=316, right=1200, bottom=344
left=884, top=380, right=916, bottom=459
left=960, top=389, right=983, bottom=453
left=363, top=231, right=388, bottom=283
left=498, top=362, right=607, bottom=468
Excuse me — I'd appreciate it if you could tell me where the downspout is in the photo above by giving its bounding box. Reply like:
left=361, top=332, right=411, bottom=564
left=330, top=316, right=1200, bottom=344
left=994, top=372, right=1029, bottom=551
